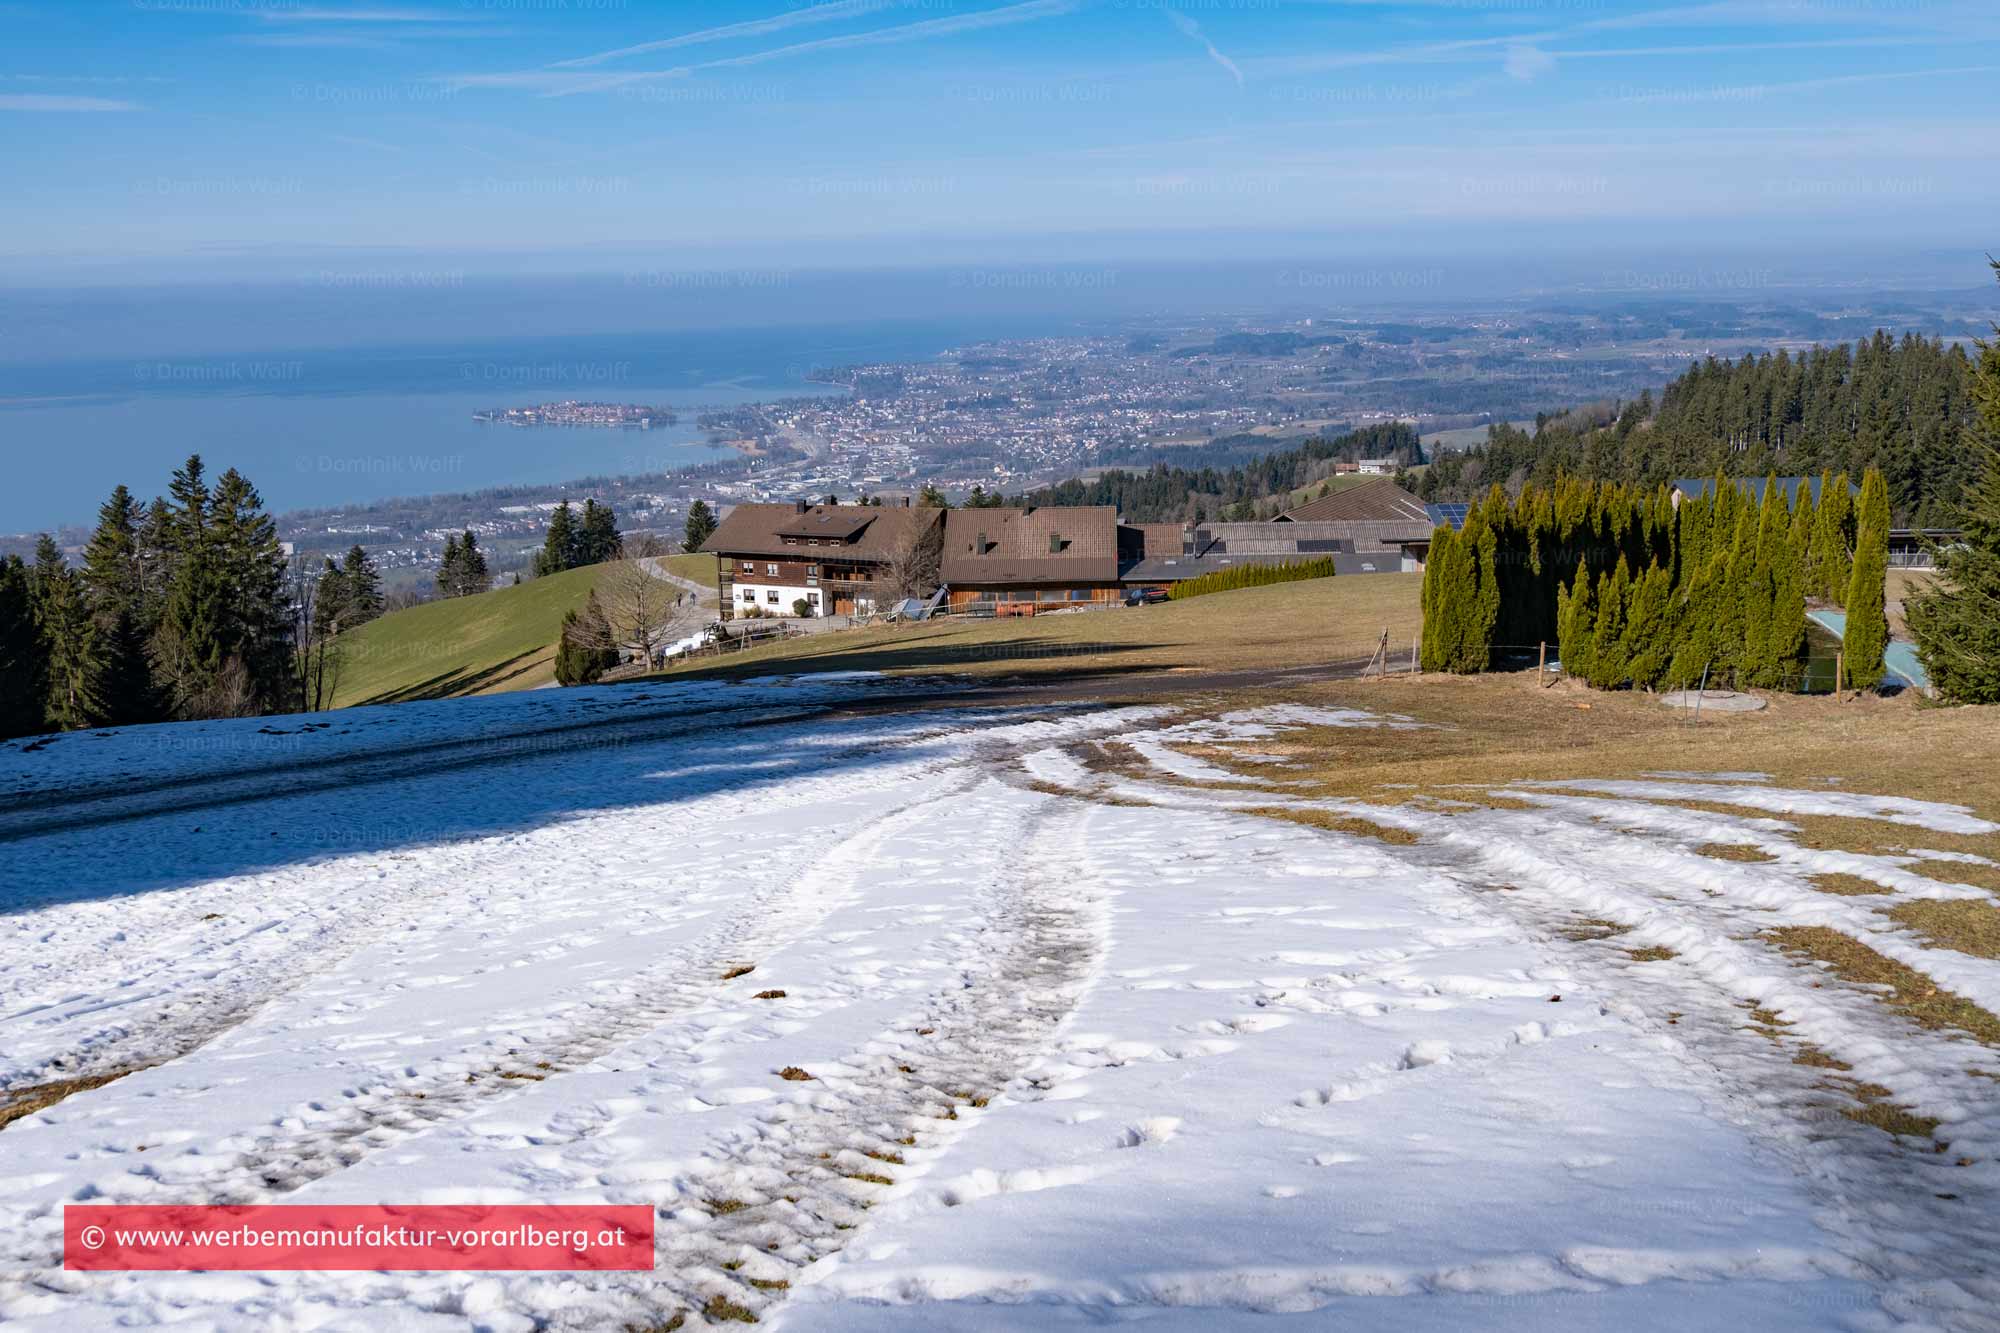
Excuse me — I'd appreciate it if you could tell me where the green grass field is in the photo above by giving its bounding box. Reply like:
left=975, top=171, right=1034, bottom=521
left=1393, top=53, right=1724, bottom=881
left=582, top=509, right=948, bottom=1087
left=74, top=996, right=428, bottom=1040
left=652, top=572, right=1423, bottom=685
left=331, top=554, right=718, bottom=708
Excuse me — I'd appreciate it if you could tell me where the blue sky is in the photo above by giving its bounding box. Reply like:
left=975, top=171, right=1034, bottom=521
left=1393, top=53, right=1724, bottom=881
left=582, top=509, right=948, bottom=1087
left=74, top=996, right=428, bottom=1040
left=4, top=0, right=1998, bottom=275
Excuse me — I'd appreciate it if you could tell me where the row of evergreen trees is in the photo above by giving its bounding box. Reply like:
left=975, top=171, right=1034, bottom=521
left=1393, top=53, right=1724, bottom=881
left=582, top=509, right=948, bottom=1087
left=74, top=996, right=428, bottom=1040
left=1166, top=556, right=1337, bottom=601
left=1417, top=332, right=1978, bottom=527
left=0, top=456, right=384, bottom=740
left=534, top=499, right=622, bottom=577
left=1018, top=423, right=1422, bottom=522
left=1420, top=469, right=1891, bottom=691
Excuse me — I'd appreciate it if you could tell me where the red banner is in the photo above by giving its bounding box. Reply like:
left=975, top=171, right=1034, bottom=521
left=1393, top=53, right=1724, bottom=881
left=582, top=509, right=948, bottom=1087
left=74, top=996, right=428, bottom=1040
left=64, top=1204, right=655, bottom=1271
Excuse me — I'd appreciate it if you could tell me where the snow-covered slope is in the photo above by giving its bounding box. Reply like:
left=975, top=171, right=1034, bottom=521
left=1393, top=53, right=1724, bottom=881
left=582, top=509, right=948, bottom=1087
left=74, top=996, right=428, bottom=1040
left=2, top=678, right=1995, bottom=1330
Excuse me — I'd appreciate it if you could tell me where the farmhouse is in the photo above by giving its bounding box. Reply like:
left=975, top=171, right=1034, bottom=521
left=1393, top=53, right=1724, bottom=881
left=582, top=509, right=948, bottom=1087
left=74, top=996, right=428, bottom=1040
left=942, top=506, right=1135, bottom=613
left=702, top=500, right=942, bottom=619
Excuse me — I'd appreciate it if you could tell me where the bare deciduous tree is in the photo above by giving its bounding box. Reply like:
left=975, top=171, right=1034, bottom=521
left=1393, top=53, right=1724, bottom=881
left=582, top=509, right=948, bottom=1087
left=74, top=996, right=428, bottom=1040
left=883, top=515, right=945, bottom=602
left=570, top=560, right=675, bottom=662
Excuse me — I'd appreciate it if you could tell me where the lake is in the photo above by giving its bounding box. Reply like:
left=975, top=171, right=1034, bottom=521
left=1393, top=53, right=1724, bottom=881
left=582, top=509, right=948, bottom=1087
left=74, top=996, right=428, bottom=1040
left=0, top=319, right=1023, bottom=532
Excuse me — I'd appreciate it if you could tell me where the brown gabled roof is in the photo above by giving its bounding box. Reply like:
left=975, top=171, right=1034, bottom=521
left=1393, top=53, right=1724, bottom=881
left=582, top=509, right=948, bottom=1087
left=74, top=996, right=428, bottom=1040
left=1279, top=478, right=1428, bottom=524
left=1130, top=522, right=1188, bottom=559
left=702, top=503, right=939, bottom=562
left=942, top=506, right=1121, bottom=585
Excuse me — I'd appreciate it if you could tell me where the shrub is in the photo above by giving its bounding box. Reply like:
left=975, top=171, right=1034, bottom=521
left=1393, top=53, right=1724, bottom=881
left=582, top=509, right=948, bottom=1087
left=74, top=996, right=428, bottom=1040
left=1168, top=557, right=1336, bottom=602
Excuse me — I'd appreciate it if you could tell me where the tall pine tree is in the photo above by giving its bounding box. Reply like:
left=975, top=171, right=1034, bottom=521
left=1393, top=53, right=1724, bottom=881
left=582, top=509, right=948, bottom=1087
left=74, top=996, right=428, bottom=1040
left=536, top=502, right=577, bottom=577
left=0, top=555, right=45, bottom=739
left=578, top=500, right=621, bottom=566
left=683, top=499, right=717, bottom=554
left=34, top=536, right=101, bottom=730
left=80, top=484, right=160, bottom=723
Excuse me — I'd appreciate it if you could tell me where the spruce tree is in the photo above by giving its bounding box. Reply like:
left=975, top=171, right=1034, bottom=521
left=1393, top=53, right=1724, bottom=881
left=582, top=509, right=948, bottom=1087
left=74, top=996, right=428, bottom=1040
left=81, top=484, right=160, bottom=723
left=683, top=499, right=717, bottom=554
left=455, top=530, right=489, bottom=596
left=578, top=500, right=622, bottom=565
left=438, top=534, right=463, bottom=597
left=554, top=593, right=618, bottom=685
left=34, top=536, right=101, bottom=730
left=1908, top=263, right=2000, bottom=702
left=0, top=555, right=46, bottom=739
left=1908, top=440, right=2000, bottom=702
left=341, top=546, right=383, bottom=625
left=209, top=468, right=295, bottom=713
left=536, top=502, right=577, bottom=577
left=1843, top=468, right=1891, bottom=689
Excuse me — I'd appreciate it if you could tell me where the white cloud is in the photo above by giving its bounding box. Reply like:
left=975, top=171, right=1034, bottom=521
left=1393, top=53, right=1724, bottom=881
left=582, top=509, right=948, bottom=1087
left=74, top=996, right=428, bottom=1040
left=553, top=0, right=894, bottom=70
left=454, top=0, right=1080, bottom=97
left=1503, top=44, right=1557, bottom=82
left=1167, top=11, right=1244, bottom=88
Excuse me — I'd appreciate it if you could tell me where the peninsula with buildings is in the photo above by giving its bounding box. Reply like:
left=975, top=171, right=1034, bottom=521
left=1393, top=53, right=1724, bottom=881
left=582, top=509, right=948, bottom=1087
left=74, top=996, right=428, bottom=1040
left=473, top=400, right=677, bottom=429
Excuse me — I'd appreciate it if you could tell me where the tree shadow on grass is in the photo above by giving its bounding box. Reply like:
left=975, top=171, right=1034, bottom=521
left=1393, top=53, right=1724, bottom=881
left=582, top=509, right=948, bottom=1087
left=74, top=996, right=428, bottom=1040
left=655, top=636, right=1165, bottom=683
left=0, top=667, right=1159, bottom=910
left=354, top=647, right=550, bottom=707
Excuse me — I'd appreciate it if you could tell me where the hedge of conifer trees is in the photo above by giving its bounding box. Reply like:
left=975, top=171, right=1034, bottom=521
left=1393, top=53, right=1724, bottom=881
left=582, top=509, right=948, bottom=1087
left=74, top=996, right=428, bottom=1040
left=1166, top=556, right=1338, bottom=601
left=1420, top=469, right=1890, bottom=691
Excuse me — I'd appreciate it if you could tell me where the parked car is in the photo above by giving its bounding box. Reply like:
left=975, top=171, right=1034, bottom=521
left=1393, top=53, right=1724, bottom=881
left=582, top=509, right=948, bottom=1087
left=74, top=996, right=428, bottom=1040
left=1123, top=586, right=1169, bottom=606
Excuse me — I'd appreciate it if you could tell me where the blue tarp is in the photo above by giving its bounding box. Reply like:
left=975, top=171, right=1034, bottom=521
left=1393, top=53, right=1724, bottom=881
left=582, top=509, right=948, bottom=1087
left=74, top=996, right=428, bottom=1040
left=1805, top=610, right=1930, bottom=691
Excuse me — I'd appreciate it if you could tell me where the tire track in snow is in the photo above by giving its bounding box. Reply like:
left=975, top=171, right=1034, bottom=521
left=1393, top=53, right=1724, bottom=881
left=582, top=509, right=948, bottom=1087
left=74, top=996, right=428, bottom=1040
left=567, top=790, right=1107, bottom=1328
left=198, top=774, right=984, bottom=1208
left=1035, top=722, right=2000, bottom=1329
left=1, top=709, right=985, bottom=1126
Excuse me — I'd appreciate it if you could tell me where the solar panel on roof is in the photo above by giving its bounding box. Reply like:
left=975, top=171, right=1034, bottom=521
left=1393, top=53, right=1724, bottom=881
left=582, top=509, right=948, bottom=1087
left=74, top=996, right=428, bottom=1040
left=1425, top=503, right=1469, bottom=530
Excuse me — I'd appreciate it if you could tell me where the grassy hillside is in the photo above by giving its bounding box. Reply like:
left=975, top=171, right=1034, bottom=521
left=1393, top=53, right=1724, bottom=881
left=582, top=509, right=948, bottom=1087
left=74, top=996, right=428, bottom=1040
left=331, top=554, right=717, bottom=708
left=654, top=572, right=1422, bottom=685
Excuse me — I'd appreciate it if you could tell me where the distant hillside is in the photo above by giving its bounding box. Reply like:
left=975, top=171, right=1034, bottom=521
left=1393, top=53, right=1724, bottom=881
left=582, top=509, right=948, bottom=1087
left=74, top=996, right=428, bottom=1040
left=1022, top=422, right=1422, bottom=522
left=330, top=555, right=717, bottom=708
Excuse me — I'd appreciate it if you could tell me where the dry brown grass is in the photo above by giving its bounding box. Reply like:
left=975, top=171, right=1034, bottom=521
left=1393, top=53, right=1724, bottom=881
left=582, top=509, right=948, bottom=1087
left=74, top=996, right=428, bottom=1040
left=1182, top=674, right=1998, bottom=867
left=1792, top=1045, right=1852, bottom=1070
left=1888, top=900, right=2000, bottom=960
left=0, top=1068, right=134, bottom=1131
left=1696, top=843, right=1778, bottom=863
left=778, top=1066, right=814, bottom=1082
left=654, top=574, right=1424, bottom=683
left=1913, top=860, right=2000, bottom=893
left=753, top=989, right=787, bottom=1000
left=1244, top=805, right=1419, bottom=846
left=1768, top=926, right=2000, bottom=1046
left=703, top=1293, right=759, bottom=1324
left=1628, top=945, right=1678, bottom=962
left=1809, top=873, right=1893, bottom=896
left=1559, top=918, right=1631, bottom=942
